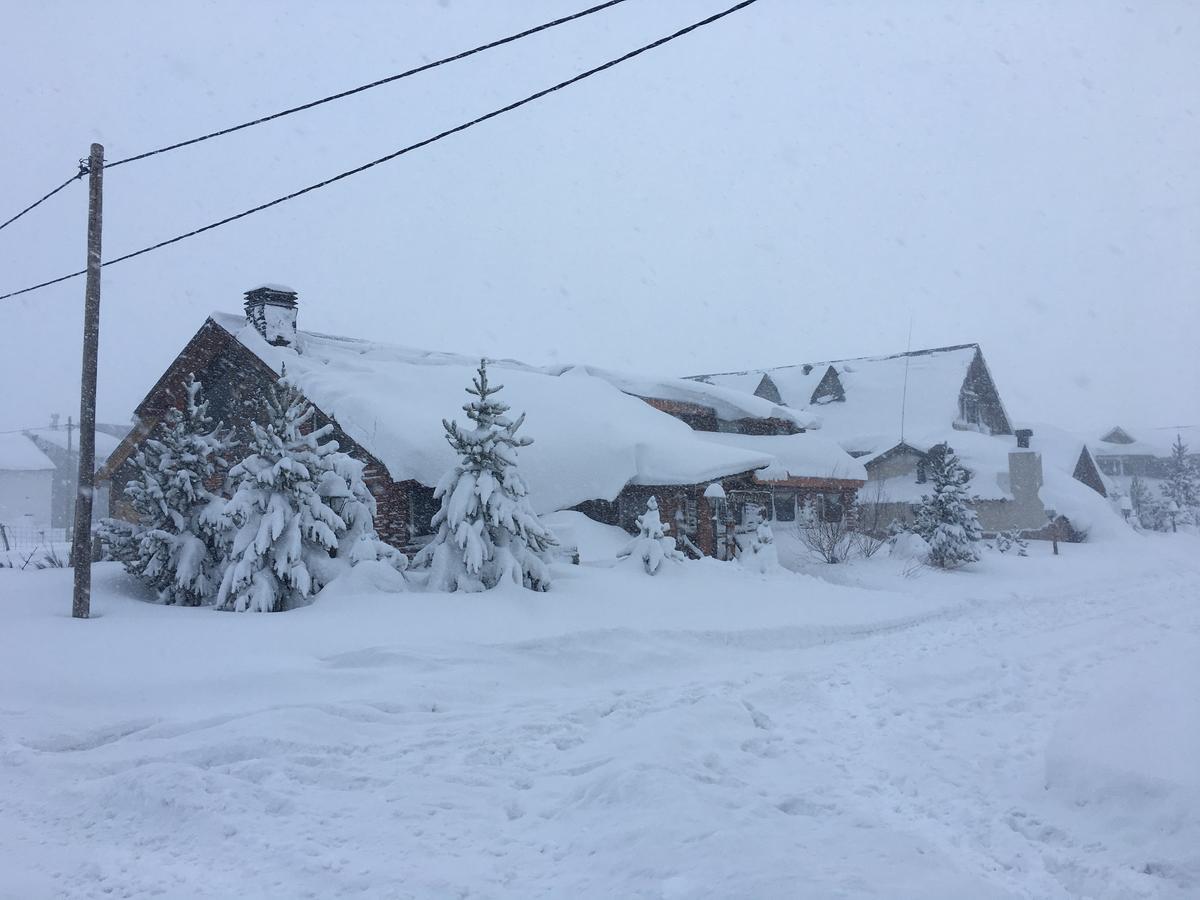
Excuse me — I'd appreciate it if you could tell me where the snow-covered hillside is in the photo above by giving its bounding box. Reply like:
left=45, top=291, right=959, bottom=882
left=1, top=537, right=1197, bottom=898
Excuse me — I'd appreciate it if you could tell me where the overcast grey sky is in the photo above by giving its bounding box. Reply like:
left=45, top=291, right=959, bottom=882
left=1, top=0, right=1196, bottom=435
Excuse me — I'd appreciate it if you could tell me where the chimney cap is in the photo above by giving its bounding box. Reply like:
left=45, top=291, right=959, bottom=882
left=245, top=284, right=297, bottom=300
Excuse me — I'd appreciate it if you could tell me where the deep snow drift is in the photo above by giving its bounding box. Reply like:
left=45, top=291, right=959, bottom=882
left=1, top=532, right=1197, bottom=899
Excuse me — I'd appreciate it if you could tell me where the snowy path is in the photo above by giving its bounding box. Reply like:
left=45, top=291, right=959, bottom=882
left=1, top=544, right=1198, bottom=899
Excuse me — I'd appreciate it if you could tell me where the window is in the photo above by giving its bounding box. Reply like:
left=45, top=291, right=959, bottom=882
left=772, top=491, right=796, bottom=522
left=409, top=484, right=439, bottom=536
left=819, top=492, right=845, bottom=523
left=674, top=495, right=698, bottom=533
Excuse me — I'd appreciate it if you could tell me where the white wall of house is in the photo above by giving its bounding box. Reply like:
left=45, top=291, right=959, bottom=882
left=0, top=469, right=54, bottom=529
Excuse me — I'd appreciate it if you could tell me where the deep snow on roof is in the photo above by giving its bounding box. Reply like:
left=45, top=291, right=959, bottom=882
left=0, top=434, right=55, bottom=472
left=209, top=313, right=778, bottom=513
left=1093, top=424, right=1200, bottom=458
left=697, top=432, right=866, bottom=483
left=30, top=428, right=123, bottom=463
left=695, top=345, right=983, bottom=455
left=573, top=366, right=813, bottom=429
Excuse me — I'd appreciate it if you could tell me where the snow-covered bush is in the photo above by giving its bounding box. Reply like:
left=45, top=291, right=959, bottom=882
left=618, top=496, right=684, bottom=575
left=910, top=443, right=982, bottom=569
left=413, top=360, right=556, bottom=592
left=100, top=375, right=228, bottom=606
left=738, top=520, right=780, bottom=574
left=850, top=480, right=891, bottom=558
left=889, top=530, right=930, bottom=561
left=216, top=381, right=395, bottom=612
left=796, top=497, right=853, bottom=564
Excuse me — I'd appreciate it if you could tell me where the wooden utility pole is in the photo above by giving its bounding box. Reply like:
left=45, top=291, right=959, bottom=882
left=71, top=143, right=104, bottom=619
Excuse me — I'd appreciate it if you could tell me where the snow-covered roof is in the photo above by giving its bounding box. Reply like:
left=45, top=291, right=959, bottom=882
left=571, top=366, right=814, bottom=429
left=208, top=313, right=777, bottom=513
left=1016, top=423, right=1110, bottom=488
left=0, top=434, right=55, bottom=472
left=697, top=432, right=867, bottom=483
left=29, top=428, right=123, bottom=465
left=1092, top=424, right=1200, bottom=458
left=695, top=345, right=989, bottom=455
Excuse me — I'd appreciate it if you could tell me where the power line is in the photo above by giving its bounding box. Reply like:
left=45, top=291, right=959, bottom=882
left=0, top=164, right=87, bottom=234
left=105, top=0, right=632, bottom=169
left=0, top=0, right=761, bottom=304
left=0, top=0, right=631, bottom=235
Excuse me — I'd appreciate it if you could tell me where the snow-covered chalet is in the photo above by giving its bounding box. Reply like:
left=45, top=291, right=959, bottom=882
left=99, top=287, right=866, bottom=559
left=693, top=345, right=1112, bottom=538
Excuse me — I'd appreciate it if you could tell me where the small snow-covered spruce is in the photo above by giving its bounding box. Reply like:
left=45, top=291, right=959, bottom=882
left=995, top=529, right=1028, bottom=556
left=618, top=496, right=684, bottom=575
left=910, top=443, right=983, bottom=569
left=414, top=360, right=555, bottom=592
left=1160, top=434, right=1198, bottom=517
left=102, top=375, right=228, bottom=605
left=216, top=381, right=395, bottom=613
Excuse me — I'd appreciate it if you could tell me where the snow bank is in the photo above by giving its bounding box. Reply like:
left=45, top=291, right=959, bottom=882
left=1044, top=633, right=1200, bottom=879
left=541, top=510, right=630, bottom=563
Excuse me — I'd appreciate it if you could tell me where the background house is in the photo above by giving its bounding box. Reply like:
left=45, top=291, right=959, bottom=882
left=692, top=345, right=1118, bottom=538
left=0, top=433, right=55, bottom=534
left=24, top=423, right=124, bottom=528
left=100, top=287, right=864, bottom=560
left=1093, top=425, right=1200, bottom=479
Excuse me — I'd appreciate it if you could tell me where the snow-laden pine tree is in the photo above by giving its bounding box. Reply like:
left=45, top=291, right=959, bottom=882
left=910, top=443, right=983, bottom=569
left=1160, top=434, right=1198, bottom=517
left=216, top=381, right=397, bottom=612
left=618, top=496, right=684, bottom=575
left=414, top=360, right=555, bottom=592
left=1129, top=475, right=1167, bottom=531
left=101, top=375, right=228, bottom=605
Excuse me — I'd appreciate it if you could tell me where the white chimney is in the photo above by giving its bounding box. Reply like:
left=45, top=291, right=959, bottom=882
left=244, top=285, right=298, bottom=347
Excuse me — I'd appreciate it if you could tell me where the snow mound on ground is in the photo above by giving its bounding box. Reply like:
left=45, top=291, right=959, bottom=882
left=1045, top=633, right=1200, bottom=882
left=541, top=510, right=630, bottom=563
left=890, top=532, right=930, bottom=560
left=316, top=560, right=408, bottom=599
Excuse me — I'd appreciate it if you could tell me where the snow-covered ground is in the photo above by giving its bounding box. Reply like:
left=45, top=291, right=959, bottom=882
left=1, top=533, right=1198, bottom=899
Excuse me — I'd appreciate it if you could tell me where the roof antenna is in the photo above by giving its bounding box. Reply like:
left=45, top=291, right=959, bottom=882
left=899, top=315, right=913, bottom=443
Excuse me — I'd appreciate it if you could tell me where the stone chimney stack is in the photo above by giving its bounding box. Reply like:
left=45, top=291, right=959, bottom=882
left=1007, top=448, right=1044, bottom=513
left=244, top=285, right=298, bottom=347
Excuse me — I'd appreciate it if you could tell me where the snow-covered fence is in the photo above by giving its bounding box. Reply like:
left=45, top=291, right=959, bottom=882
left=0, top=523, right=72, bottom=569
left=0, top=523, right=68, bottom=550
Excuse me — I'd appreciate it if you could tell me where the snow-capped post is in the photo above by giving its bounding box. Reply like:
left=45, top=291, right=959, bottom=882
left=618, top=496, right=684, bottom=575
left=704, top=482, right=729, bottom=560
left=414, top=359, right=556, bottom=592
left=910, top=443, right=983, bottom=569
left=71, top=142, right=104, bottom=619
